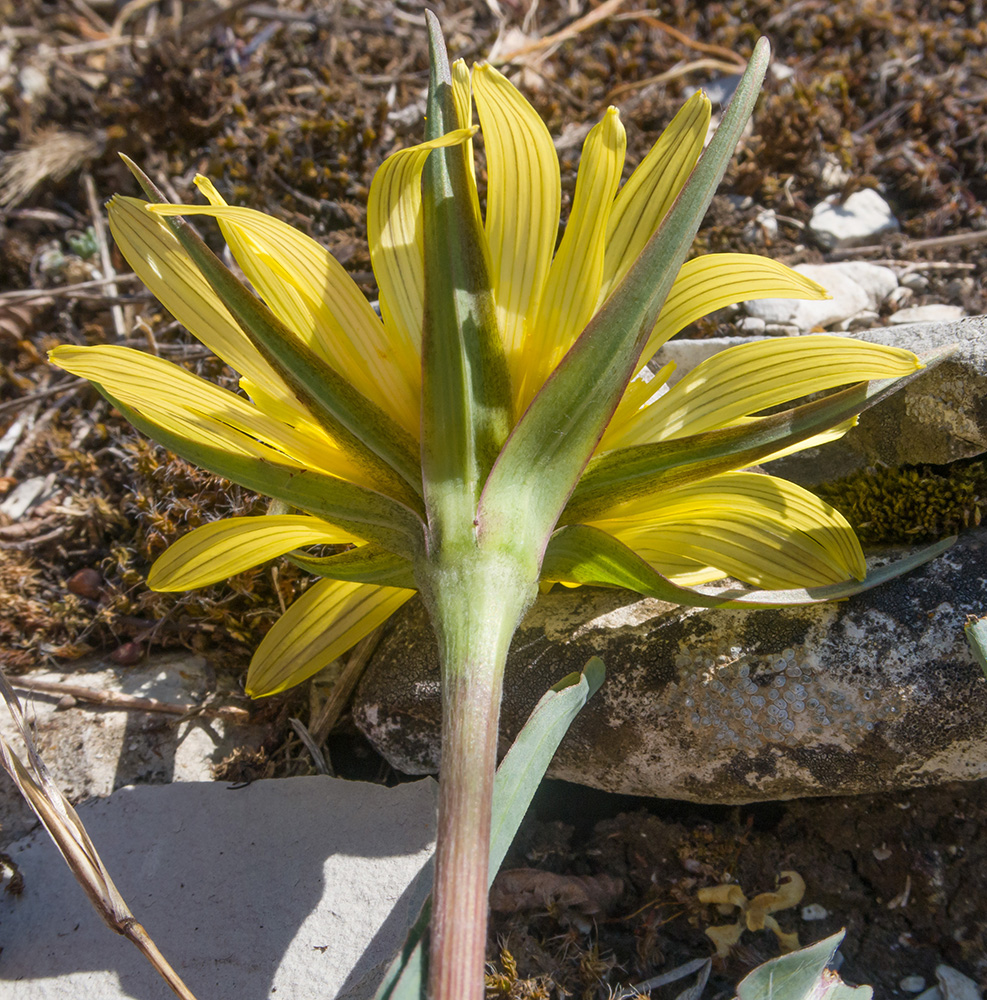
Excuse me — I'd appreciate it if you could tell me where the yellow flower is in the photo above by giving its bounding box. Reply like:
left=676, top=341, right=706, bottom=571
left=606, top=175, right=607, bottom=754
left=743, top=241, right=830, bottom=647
left=50, top=62, right=921, bottom=696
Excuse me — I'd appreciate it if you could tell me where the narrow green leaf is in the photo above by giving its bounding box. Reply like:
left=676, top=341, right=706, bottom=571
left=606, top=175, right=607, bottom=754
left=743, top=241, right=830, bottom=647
left=373, top=658, right=605, bottom=1000
left=966, top=616, right=987, bottom=679
left=478, top=39, right=772, bottom=552
left=119, top=156, right=425, bottom=511
left=488, top=657, right=605, bottom=879
left=287, top=543, right=417, bottom=588
left=562, top=348, right=951, bottom=523
left=421, top=12, right=511, bottom=515
left=542, top=523, right=955, bottom=608
left=737, top=931, right=871, bottom=1000
left=112, top=400, right=423, bottom=558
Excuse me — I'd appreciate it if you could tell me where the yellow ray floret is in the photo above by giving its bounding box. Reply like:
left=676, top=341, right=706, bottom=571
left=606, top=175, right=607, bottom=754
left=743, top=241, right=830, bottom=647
left=246, top=578, right=415, bottom=696
left=49, top=344, right=370, bottom=487
left=618, top=334, right=922, bottom=447
left=593, top=472, right=866, bottom=589
left=148, top=515, right=362, bottom=591
left=473, top=62, right=560, bottom=369
left=151, top=179, right=422, bottom=438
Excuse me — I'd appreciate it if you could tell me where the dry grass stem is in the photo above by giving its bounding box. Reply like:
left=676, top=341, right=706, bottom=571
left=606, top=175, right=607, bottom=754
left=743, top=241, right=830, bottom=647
left=0, top=667, right=201, bottom=1000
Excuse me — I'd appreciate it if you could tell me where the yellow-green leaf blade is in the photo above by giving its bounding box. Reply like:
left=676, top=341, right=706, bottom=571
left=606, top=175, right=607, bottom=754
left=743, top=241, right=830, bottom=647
left=108, top=195, right=297, bottom=411
left=168, top=177, right=422, bottom=438
left=246, top=580, right=415, bottom=697
left=49, top=344, right=368, bottom=484
left=288, top=542, right=416, bottom=588
left=565, top=349, right=948, bottom=523
left=148, top=515, right=361, bottom=591
left=541, top=523, right=954, bottom=609
left=121, top=157, right=422, bottom=505
left=49, top=345, right=424, bottom=554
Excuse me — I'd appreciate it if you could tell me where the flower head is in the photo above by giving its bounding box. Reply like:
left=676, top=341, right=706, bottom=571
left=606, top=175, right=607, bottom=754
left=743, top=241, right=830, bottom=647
left=50, top=60, right=921, bottom=696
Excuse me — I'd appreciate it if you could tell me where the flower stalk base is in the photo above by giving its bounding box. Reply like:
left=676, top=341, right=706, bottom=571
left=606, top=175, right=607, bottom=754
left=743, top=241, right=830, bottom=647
left=419, top=550, right=537, bottom=1000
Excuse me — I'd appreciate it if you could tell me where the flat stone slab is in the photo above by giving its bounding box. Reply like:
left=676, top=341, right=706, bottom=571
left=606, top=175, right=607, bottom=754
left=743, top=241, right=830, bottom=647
left=0, top=776, right=437, bottom=999
left=0, top=653, right=262, bottom=843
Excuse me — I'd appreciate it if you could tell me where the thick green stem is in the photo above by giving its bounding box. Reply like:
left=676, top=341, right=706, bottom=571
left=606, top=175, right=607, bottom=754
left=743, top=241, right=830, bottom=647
left=420, top=551, right=537, bottom=1000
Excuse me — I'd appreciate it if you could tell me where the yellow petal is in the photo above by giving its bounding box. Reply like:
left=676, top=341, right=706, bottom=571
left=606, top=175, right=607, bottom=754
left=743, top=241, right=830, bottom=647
left=473, top=63, right=561, bottom=371
left=367, top=126, right=477, bottom=363
left=150, top=179, right=421, bottom=437
left=148, top=515, right=361, bottom=591
left=638, top=253, right=829, bottom=369
left=107, top=196, right=295, bottom=407
left=49, top=344, right=368, bottom=484
left=599, top=91, right=711, bottom=301
left=517, top=108, right=626, bottom=413
left=595, top=472, right=866, bottom=589
left=246, top=579, right=415, bottom=696
left=452, top=58, right=476, bottom=184
left=638, top=334, right=922, bottom=442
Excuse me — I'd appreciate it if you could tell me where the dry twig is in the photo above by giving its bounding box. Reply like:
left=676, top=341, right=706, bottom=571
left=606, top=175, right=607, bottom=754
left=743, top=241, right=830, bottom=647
left=10, top=676, right=252, bottom=723
left=83, top=172, right=128, bottom=340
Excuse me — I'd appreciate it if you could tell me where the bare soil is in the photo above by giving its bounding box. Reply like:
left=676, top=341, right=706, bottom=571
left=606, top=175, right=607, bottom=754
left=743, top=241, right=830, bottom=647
left=1, top=1, right=985, bottom=997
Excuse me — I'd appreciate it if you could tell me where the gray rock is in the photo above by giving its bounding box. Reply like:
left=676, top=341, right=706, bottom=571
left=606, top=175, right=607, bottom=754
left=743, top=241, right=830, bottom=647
left=353, top=529, right=987, bottom=803
left=936, top=965, right=983, bottom=1000
left=744, top=262, right=897, bottom=332
left=0, top=653, right=262, bottom=842
left=0, top=777, right=437, bottom=999
left=741, top=208, right=778, bottom=246
left=812, top=153, right=852, bottom=193
left=763, top=322, right=803, bottom=337
left=809, top=189, right=900, bottom=249
left=901, top=272, right=931, bottom=293
left=737, top=316, right=766, bottom=335
left=889, top=304, right=966, bottom=325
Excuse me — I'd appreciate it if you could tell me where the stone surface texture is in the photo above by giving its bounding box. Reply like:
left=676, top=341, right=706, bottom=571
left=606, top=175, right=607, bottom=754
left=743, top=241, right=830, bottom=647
left=889, top=304, right=966, bottom=325
left=808, top=188, right=900, bottom=248
left=354, top=530, right=987, bottom=804
left=0, top=653, right=262, bottom=843
left=0, top=777, right=438, bottom=1000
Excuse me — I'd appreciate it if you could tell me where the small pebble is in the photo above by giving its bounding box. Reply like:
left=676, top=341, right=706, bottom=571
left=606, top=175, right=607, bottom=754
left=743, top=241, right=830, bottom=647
left=737, top=316, right=766, bottom=335
left=888, top=304, right=965, bottom=325
left=873, top=845, right=893, bottom=861
left=67, top=567, right=103, bottom=599
left=902, top=977, right=927, bottom=994
left=915, top=988, right=943, bottom=1000
left=110, top=641, right=144, bottom=666
left=801, top=903, right=829, bottom=921
left=936, top=965, right=982, bottom=1000
left=809, top=188, right=900, bottom=249
left=900, top=272, right=930, bottom=292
